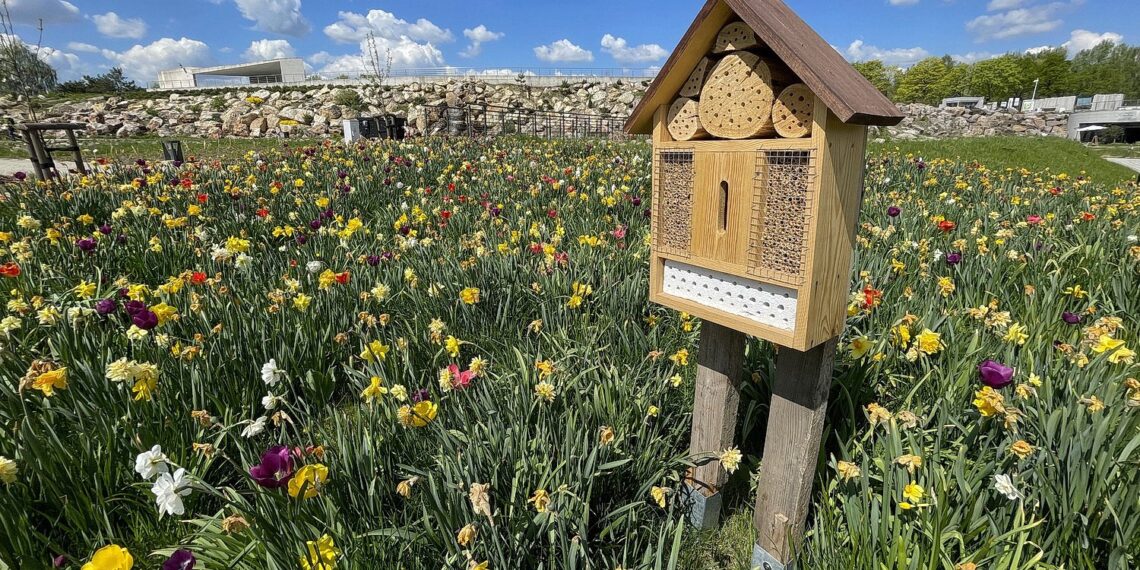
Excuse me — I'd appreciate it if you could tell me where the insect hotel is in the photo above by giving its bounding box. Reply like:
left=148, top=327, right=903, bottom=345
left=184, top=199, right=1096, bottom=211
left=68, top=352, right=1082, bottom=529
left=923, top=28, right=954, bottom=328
left=626, top=0, right=902, bottom=568
left=627, top=0, right=902, bottom=352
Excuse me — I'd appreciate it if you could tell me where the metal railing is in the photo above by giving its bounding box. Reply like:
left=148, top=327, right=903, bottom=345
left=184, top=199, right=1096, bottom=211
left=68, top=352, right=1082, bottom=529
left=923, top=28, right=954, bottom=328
left=151, top=67, right=657, bottom=90
left=418, top=103, right=633, bottom=140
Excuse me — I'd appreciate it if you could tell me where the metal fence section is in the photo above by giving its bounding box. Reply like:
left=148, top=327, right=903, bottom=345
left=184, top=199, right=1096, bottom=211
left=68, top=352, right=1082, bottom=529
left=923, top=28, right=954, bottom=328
left=417, top=103, right=633, bottom=140
left=151, top=67, right=658, bottom=90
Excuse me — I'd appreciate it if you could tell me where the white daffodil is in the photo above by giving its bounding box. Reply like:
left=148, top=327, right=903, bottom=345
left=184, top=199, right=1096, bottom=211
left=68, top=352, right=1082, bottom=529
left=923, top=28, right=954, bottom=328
left=135, top=445, right=169, bottom=480
left=262, top=393, right=283, bottom=410
left=241, top=416, right=268, bottom=438
left=306, top=260, right=323, bottom=274
left=993, top=473, right=1022, bottom=501
left=261, top=359, right=284, bottom=385
left=151, top=468, right=191, bottom=517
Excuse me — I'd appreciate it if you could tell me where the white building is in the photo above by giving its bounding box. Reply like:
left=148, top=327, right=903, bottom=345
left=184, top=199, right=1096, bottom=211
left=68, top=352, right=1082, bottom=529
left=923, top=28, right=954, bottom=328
left=156, top=58, right=306, bottom=90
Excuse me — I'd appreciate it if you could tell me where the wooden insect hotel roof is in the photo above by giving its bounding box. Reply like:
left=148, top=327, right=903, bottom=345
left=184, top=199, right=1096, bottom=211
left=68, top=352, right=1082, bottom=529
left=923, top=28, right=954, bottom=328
left=627, top=0, right=904, bottom=134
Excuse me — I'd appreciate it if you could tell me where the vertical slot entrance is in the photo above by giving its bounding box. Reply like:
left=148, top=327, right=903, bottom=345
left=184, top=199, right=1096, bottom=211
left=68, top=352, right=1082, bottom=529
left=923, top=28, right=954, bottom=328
left=719, top=180, right=729, bottom=232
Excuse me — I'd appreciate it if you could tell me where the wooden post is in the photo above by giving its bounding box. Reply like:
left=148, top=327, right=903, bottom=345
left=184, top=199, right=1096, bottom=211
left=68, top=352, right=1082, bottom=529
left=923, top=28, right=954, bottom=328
left=685, top=321, right=746, bottom=528
left=752, top=337, right=838, bottom=569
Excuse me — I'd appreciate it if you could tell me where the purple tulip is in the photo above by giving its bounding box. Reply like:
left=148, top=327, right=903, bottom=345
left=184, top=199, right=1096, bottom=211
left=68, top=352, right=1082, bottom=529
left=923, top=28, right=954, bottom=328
left=136, top=159, right=147, bottom=167
left=1062, top=311, right=1082, bottom=325
left=309, top=219, right=322, bottom=230
left=14, top=171, right=27, bottom=181
left=173, top=160, right=183, bottom=168
left=490, top=207, right=502, bottom=217
left=631, top=196, right=642, bottom=207
left=76, top=237, right=97, bottom=252
left=124, top=300, right=147, bottom=316
left=321, top=209, right=335, bottom=220
left=978, top=360, right=1014, bottom=389
left=162, top=550, right=196, bottom=570
left=52, top=555, right=67, bottom=567
left=95, top=299, right=117, bottom=315
left=366, top=255, right=380, bottom=266
left=887, top=206, right=901, bottom=217
left=381, top=251, right=394, bottom=261
left=295, top=234, right=308, bottom=246
left=945, top=251, right=962, bottom=266
left=132, top=309, right=159, bottom=330
left=411, top=388, right=429, bottom=403
left=98, top=224, right=112, bottom=235
left=249, top=445, right=294, bottom=489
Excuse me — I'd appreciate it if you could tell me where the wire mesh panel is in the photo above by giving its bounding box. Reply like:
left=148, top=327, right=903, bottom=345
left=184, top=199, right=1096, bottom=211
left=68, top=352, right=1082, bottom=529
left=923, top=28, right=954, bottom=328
left=749, top=149, right=816, bottom=286
left=655, top=149, right=695, bottom=256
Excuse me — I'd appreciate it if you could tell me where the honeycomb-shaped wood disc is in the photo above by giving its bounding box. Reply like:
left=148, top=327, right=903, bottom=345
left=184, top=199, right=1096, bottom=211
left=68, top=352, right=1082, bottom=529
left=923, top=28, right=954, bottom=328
left=679, top=57, right=710, bottom=98
left=698, top=52, right=776, bottom=140
left=713, top=22, right=759, bottom=53
left=666, top=97, right=707, bottom=141
left=772, top=83, right=815, bottom=138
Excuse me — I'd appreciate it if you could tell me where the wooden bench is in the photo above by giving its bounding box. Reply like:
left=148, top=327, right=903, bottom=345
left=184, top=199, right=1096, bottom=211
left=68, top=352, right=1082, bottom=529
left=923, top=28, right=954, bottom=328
left=17, top=122, right=89, bottom=182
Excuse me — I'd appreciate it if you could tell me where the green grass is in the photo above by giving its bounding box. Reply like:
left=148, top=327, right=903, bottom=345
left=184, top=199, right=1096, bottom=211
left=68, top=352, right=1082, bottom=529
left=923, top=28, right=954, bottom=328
left=1087, top=143, right=1140, bottom=160
left=869, top=136, right=1138, bottom=184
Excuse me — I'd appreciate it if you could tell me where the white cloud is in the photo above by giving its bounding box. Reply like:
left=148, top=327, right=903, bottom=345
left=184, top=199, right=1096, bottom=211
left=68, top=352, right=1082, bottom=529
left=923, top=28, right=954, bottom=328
left=888, top=0, right=920, bottom=5
left=0, top=34, right=82, bottom=79
left=534, top=39, right=593, bottom=63
left=1024, top=45, right=1053, bottom=54
left=986, top=0, right=1026, bottom=9
left=600, top=34, right=667, bottom=63
left=4, top=0, right=78, bottom=24
left=92, top=12, right=147, bottom=40
left=234, top=0, right=310, bottom=37
left=324, top=10, right=452, bottom=44
left=66, top=41, right=100, bottom=53
left=104, top=37, right=213, bottom=82
left=316, top=9, right=451, bottom=73
left=845, top=40, right=929, bottom=66
left=951, top=51, right=998, bottom=63
left=244, top=39, right=295, bottom=61
left=1062, top=29, right=1123, bottom=55
left=37, top=44, right=81, bottom=77
left=460, top=25, right=503, bottom=58
left=966, top=3, right=1066, bottom=41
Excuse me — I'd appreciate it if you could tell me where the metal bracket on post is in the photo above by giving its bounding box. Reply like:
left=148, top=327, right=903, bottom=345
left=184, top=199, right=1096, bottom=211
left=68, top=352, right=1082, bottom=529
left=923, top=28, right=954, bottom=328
left=752, top=543, right=792, bottom=570
left=681, top=481, right=723, bottom=530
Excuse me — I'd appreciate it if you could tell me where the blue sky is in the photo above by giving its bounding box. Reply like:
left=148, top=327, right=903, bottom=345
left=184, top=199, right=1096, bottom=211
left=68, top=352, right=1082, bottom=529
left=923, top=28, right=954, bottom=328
left=5, top=0, right=1138, bottom=84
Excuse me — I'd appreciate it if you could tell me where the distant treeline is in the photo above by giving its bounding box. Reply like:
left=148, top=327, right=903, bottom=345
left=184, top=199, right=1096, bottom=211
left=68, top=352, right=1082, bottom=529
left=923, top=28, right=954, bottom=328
left=854, top=42, right=1140, bottom=105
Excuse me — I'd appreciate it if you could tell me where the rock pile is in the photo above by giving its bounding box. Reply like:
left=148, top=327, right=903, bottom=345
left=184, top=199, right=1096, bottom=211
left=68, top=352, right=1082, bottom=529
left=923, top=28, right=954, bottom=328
left=0, top=79, right=649, bottom=139
left=0, top=81, right=1073, bottom=141
left=881, top=103, right=1069, bottom=140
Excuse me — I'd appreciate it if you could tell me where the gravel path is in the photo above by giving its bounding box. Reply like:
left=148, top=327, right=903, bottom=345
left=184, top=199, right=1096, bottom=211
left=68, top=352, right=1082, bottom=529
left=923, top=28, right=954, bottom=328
left=1106, top=157, right=1140, bottom=174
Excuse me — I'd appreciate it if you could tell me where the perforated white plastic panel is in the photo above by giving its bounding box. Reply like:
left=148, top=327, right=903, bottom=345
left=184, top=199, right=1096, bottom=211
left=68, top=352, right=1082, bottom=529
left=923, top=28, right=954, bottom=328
left=662, top=260, right=798, bottom=332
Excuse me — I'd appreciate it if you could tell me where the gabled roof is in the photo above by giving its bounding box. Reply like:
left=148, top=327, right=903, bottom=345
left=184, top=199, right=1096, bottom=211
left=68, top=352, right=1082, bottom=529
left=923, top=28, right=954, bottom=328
left=626, top=0, right=904, bottom=134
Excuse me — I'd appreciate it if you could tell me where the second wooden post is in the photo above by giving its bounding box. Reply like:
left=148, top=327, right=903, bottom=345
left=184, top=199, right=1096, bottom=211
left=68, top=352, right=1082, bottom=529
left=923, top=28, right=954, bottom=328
left=685, top=321, right=746, bottom=528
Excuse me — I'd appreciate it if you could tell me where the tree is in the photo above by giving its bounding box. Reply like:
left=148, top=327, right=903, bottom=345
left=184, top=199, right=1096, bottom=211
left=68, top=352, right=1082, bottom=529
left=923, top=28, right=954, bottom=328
left=0, top=37, right=57, bottom=98
left=895, top=57, right=952, bottom=104
left=58, top=67, right=141, bottom=94
left=1070, top=42, right=1140, bottom=98
left=1016, top=48, right=1072, bottom=98
left=966, top=55, right=1026, bottom=101
left=853, top=60, right=898, bottom=98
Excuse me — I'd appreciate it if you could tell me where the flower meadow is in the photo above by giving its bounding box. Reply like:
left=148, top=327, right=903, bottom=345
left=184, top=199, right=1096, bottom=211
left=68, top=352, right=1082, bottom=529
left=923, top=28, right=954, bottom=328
left=0, top=138, right=1137, bottom=569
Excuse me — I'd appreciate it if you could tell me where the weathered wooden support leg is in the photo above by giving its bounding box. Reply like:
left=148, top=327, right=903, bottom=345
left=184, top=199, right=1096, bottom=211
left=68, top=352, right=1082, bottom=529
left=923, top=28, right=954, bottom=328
left=752, top=338, right=838, bottom=569
left=684, top=321, right=746, bottom=529
left=19, top=131, right=45, bottom=182
left=65, top=128, right=87, bottom=175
